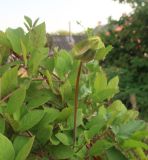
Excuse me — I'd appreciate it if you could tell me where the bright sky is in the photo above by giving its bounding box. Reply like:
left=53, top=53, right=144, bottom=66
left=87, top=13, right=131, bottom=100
left=0, top=0, right=132, bottom=33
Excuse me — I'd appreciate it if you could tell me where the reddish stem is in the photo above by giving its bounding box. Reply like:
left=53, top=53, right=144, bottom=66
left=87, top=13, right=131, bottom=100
left=73, top=61, right=83, bottom=147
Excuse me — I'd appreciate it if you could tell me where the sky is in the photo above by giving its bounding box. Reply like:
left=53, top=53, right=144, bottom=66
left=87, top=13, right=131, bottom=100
left=0, top=0, right=132, bottom=33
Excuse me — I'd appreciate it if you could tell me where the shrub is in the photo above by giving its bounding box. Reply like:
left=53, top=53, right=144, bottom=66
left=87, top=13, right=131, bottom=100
left=0, top=17, right=148, bottom=160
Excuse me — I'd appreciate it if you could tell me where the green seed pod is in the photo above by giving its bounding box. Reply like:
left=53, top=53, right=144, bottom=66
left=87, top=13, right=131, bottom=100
left=72, top=36, right=104, bottom=62
left=74, top=49, right=96, bottom=62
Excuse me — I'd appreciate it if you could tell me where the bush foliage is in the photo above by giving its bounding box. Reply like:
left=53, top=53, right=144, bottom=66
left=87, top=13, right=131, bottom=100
left=0, top=17, right=148, bottom=160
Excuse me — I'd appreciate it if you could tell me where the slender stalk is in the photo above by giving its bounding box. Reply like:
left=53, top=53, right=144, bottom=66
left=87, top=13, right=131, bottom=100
left=52, top=73, right=61, bottom=81
left=12, top=51, right=23, bottom=61
left=26, top=131, right=33, bottom=137
left=0, top=91, right=14, bottom=104
left=73, top=61, right=83, bottom=147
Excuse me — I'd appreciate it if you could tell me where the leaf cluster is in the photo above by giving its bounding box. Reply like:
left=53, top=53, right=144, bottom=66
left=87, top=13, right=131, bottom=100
left=0, top=17, right=147, bottom=160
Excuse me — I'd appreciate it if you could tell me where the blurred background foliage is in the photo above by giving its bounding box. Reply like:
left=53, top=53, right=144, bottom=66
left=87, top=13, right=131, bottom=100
left=97, top=0, right=148, bottom=120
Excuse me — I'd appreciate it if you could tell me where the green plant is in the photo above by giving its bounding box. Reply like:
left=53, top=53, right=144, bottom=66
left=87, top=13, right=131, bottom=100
left=0, top=17, right=148, bottom=160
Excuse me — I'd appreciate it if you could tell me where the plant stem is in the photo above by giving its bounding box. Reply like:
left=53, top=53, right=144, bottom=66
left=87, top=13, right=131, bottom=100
left=73, top=61, right=83, bottom=147
left=26, top=131, right=33, bottom=137
left=0, top=91, right=14, bottom=104
left=12, top=51, right=23, bottom=61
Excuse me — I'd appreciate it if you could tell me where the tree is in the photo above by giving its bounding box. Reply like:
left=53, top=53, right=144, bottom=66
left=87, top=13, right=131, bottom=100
left=114, top=0, right=147, bottom=7
left=98, top=1, right=148, bottom=120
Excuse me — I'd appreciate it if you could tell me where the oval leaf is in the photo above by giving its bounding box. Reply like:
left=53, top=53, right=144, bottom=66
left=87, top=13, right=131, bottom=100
left=13, top=136, right=34, bottom=160
left=0, top=133, right=15, bottom=160
left=19, top=110, right=44, bottom=131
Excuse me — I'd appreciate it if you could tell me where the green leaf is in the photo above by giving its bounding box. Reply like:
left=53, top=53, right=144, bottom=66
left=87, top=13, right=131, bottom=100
left=50, top=136, right=60, bottom=145
left=0, top=46, right=10, bottom=65
left=1, top=66, right=18, bottom=97
left=0, top=117, right=5, bottom=134
left=55, top=132, right=72, bottom=146
left=54, top=56, right=66, bottom=78
left=7, top=87, right=26, bottom=114
left=75, top=146, right=87, bottom=159
left=132, top=130, right=148, bottom=139
left=13, top=136, right=34, bottom=160
left=24, top=23, right=30, bottom=31
left=37, top=125, right=53, bottom=144
left=0, top=133, right=15, bottom=160
left=89, top=139, right=113, bottom=156
left=0, top=61, right=20, bottom=76
left=4, top=113, right=19, bottom=131
left=0, top=31, right=11, bottom=47
left=33, top=18, right=39, bottom=27
left=21, top=40, right=27, bottom=66
left=41, top=57, right=54, bottom=73
left=26, top=88, right=55, bottom=109
left=24, top=16, right=32, bottom=28
left=108, top=100, right=127, bottom=113
left=85, top=121, right=105, bottom=142
left=67, top=109, right=83, bottom=129
left=0, top=31, right=11, bottom=64
left=122, top=139, right=148, bottom=150
left=55, top=50, right=73, bottom=78
left=85, top=107, right=107, bottom=140
left=134, top=148, right=147, bottom=160
left=84, top=125, right=103, bottom=142
left=37, top=108, right=59, bottom=128
left=93, top=76, right=119, bottom=102
left=60, top=80, right=72, bottom=101
left=43, top=108, right=59, bottom=123
left=6, top=28, right=25, bottom=54
left=45, top=70, right=55, bottom=93
left=28, top=22, right=46, bottom=49
left=121, top=110, right=139, bottom=122
left=93, top=88, right=117, bottom=102
left=106, top=147, right=128, bottom=160
left=19, top=110, right=44, bottom=131
left=94, top=71, right=107, bottom=92
left=108, top=76, right=119, bottom=90
left=95, top=45, right=113, bottom=61
left=49, top=144, right=74, bottom=159
left=107, top=100, right=127, bottom=124
left=114, top=120, right=146, bottom=139
left=57, top=107, right=72, bottom=121
left=28, top=48, right=48, bottom=74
